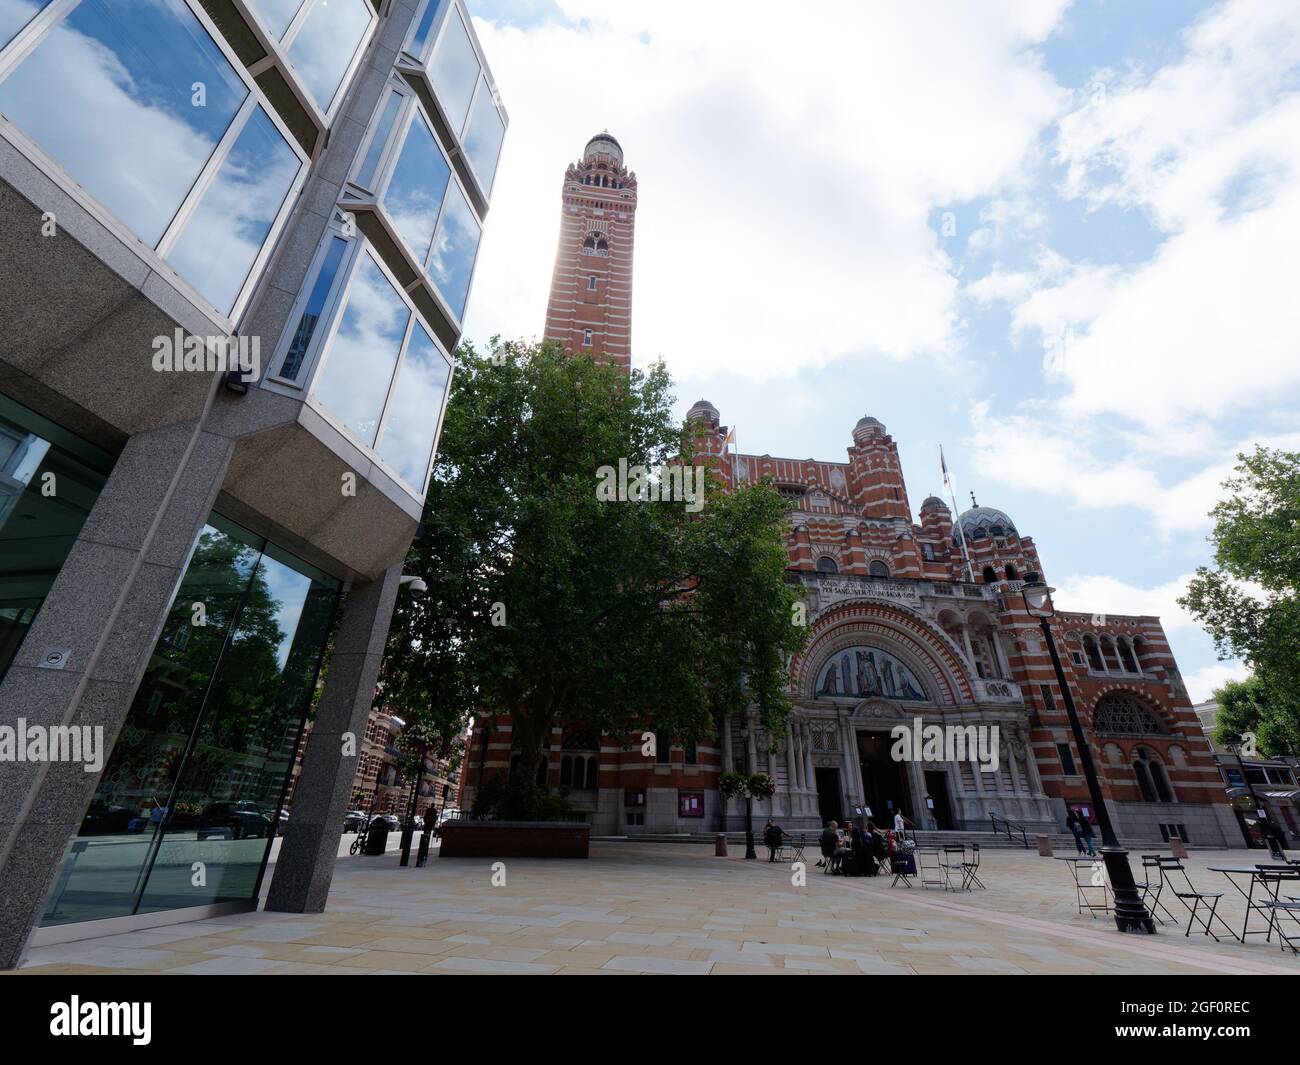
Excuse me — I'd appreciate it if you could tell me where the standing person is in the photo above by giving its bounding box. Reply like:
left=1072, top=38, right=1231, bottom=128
left=1076, top=808, right=1098, bottom=856
left=763, top=819, right=785, bottom=862
left=1065, top=808, right=1086, bottom=854
left=893, top=809, right=907, bottom=839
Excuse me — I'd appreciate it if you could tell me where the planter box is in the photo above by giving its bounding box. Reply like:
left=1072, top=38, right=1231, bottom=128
left=439, top=820, right=590, bottom=859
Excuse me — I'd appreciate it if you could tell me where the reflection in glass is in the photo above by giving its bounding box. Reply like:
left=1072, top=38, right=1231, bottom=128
left=40, top=518, right=339, bottom=926
left=312, top=254, right=410, bottom=445
left=0, top=0, right=248, bottom=245
left=0, top=0, right=51, bottom=50
left=384, top=111, right=451, bottom=264
left=0, top=396, right=112, bottom=683
left=166, top=107, right=300, bottom=314
left=427, top=180, right=480, bottom=319
left=463, top=76, right=505, bottom=191
left=355, top=89, right=403, bottom=191
left=407, top=0, right=445, bottom=59
left=427, top=5, right=479, bottom=133
left=279, top=236, right=349, bottom=382
left=285, top=0, right=371, bottom=114
left=376, top=323, right=450, bottom=490
left=247, top=0, right=303, bottom=39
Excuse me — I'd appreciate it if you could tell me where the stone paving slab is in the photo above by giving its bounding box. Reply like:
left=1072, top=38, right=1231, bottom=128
left=15, top=842, right=1300, bottom=976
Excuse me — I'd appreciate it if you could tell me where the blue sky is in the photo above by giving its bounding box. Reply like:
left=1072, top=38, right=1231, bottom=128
left=460, top=0, right=1300, bottom=701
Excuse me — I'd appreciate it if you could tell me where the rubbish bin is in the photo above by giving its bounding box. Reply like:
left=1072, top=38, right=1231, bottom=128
left=364, top=821, right=389, bottom=855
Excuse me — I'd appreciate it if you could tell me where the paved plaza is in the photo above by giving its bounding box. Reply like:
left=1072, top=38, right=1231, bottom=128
left=16, top=843, right=1300, bottom=976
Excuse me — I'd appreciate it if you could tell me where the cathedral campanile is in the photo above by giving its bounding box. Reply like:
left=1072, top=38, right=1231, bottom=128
left=544, top=132, right=637, bottom=373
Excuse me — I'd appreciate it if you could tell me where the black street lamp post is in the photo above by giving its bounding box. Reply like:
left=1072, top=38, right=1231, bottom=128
left=739, top=723, right=757, bottom=860
left=1022, top=581, right=1156, bottom=935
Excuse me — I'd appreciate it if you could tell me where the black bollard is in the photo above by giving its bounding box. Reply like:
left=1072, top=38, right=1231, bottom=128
left=399, top=824, right=414, bottom=866
left=416, top=829, right=432, bottom=867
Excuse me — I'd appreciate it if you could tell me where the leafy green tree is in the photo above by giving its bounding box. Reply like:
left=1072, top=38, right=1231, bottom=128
left=1180, top=446, right=1300, bottom=754
left=387, top=340, right=806, bottom=813
left=1210, top=675, right=1294, bottom=758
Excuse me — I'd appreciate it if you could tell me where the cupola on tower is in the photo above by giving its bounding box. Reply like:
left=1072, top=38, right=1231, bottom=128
left=543, top=132, right=638, bottom=373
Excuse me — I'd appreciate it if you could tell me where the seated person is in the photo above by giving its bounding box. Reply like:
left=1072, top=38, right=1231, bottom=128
left=818, top=820, right=839, bottom=868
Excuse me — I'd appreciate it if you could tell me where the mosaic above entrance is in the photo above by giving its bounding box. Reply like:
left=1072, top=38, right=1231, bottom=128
left=815, top=646, right=927, bottom=701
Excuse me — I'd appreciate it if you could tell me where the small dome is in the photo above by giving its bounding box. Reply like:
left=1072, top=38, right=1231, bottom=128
left=686, top=399, right=719, bottom=427
left=852, top=415, right=885, bottom=442
left=584, top=132, right=623, bottom=165
left=921, top=495, right=948, bottom=511
left=957, top=505, right=1018, bottom=541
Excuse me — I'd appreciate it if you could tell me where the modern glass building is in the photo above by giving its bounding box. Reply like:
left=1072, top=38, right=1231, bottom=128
left=0, top=0, right=506, bottom=966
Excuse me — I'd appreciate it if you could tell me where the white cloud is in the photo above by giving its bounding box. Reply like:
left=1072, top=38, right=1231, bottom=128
left=464, top=0, right=1069, bottom=377
left=1051, top=572, right=1202, bottom=633
left=1004, top=0, right=1300, bottom=429
left=1183, top=661, right=1251, bottom=704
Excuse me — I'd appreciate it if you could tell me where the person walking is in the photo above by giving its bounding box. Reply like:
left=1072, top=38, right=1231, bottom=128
left=1065, top=808, right=1086, bottom=855
left=1076, top=809, right=1098, bottom=856
left=1261, top=816, right=1288, bottom=860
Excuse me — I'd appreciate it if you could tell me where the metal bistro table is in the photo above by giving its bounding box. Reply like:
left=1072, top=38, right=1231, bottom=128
left=1056, top=855, right=1110, bottom=918
left=1209, top=865, right=1300, bottom=944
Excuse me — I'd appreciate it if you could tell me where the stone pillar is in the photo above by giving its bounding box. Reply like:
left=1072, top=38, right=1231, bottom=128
left=906, top=758, right=928, bottom=827
left=0, top=415, right=234, bottom=970
left=839, top=715, right=862, bottom=813
left=787, top=722, right=803, bottom=791
left=802, top=722, right=816, bottom=795
left=960, top=625, right=977, bottom=670
left=266, top=563, right=403, bottom=913
left=992, top=634, right=1012, bottom=679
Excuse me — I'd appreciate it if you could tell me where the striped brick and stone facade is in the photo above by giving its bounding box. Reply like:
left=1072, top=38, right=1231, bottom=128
left=680, top=403, right=1239, bottom=845
left=543, top=132, right=637, bottom=373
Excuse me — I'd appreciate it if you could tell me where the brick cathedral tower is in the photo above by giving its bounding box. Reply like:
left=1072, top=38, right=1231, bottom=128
left=544, top=132, right=637, bottom=372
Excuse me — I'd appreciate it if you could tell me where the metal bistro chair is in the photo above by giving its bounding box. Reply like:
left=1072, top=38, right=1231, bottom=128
left=1159, top=858, right=1237, bottom=942
left=960, top=843, right=985, bottom=890
left=1254, top=866, right=1300, bottom=946
left=941, top=845, right=968, bottom=891
left=790, top=834, right=807, bottom=865
left=917, top=847, right=946, bottom=891
left=1267, top=900, right=1300, bottom=954
left=1137, top=854, right=1179, bottom=926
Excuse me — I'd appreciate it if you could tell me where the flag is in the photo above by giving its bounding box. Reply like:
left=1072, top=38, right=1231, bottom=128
left=723, top=427, right=735, bottom=451
left=940, top=445, right=951, bottom=488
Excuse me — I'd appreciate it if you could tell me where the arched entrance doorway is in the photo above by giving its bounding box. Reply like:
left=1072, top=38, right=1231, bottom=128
left=855, top=730, right=912, bottom=825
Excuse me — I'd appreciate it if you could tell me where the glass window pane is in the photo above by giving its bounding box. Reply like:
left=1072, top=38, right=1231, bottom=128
left=376, top=323, right=450, bottom=489
left=0, top=0, right=51, bottom=50
left=428, top=180, right=480, bottom=320
left=463, top=76, right=505, bottom=190
left=166, top=106, right=301, bottom=315
left=312, top=254, right=410, bottom=446
left=39, top=521, right=262, bottom=925
left=0, top=399, right=111, bottom=684
left=0, top=0, right=249, bottom=246
left=285, top=0, right=371, bottom=114
left=247, top=0, right=304, bottom=39
left=137, top=553, right=337, bottom=914
left=427, top=5, right=479, bottom=133
left=384, top=111, right=450, bottom=265
left=355, top=89, right=403, bottom=191
left=279, top=235, right=349, bottom=381
left=408, top=0, right=445, bottom=59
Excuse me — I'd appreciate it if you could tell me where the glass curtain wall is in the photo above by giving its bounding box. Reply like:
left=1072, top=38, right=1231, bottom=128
left=0, top=395, right=113, bottom=682
left=40, top=516, right=339, bottom=926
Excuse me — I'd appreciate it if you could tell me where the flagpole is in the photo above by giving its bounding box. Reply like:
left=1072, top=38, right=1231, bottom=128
left=941, top=445, right=975, bottom=584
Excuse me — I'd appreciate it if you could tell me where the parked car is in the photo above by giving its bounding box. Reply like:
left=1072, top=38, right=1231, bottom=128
left=343, top=810, right=367, bottom=833
left=273, top=808, right=289, bottom=836
left=194, top=801, right=273, bottom=841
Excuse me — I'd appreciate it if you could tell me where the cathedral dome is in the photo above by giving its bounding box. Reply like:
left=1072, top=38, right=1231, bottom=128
left=957, top=505, right=1018, bottom=541
left=686, top=399, right=719, bottom=427
left=852, top=415, right=885, bottom=443
left=584, top=132, right=623, bottom=165
left=920, top=495, right=948, bottom=511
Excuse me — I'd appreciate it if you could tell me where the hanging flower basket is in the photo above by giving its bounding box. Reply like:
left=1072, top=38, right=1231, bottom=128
left=747, top=772, right=777, bottom=800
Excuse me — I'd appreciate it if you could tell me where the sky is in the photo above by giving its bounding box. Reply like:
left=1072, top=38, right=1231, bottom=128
left=458, top=0, right=1300, bottom=703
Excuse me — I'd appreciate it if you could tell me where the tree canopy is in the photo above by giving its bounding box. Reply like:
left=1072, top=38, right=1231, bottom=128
left=1180, top=446, right=1300, bottom=755
left=381, top=340, right=807, bottom=808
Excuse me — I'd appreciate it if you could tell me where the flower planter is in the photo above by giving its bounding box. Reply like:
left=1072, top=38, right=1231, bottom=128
left=438, top=820, right=590, bottom=859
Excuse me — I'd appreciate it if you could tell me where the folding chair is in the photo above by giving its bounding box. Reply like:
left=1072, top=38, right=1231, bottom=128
left=1254, top=867, right=1300, bottom=943
left=1266, top=901, right=1300, bottom=954
left=1159, top=858, right=1237, bottom=942
left=791, top=834, right=807, bottom=865
left=941, top=845, right=967, bottom=891
left=917, top=848, right=945, bottom=891
left=1137, top=854, right=1179, bottom=925
left=960, top=843, right=985, bottom=890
